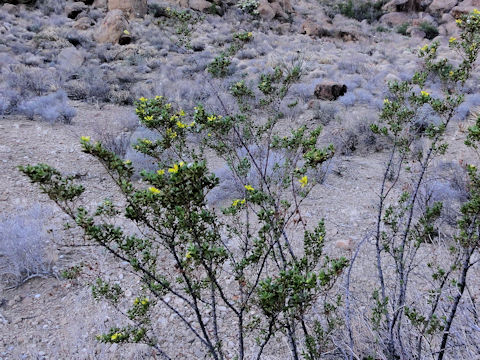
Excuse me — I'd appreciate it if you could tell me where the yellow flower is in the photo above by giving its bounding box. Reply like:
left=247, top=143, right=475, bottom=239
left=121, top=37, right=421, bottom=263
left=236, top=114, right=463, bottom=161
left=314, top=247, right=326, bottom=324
left=244, top=185, right=254, bottom=191
left=421, top=44, right=428, bottom=52
left=456, top=19, right=462, bottom=24
left=155, top=95, right=163, bottom=100
left=139, top=97, right=147, bottom=102
left=144, top=115, right=153, bottom=122
left=247, top=32, right=253, bottom=37
left=157, top=169, right=165, bottom=176
left=179, top=110, right=186, bottom=116
left=189, top=121, right=195, bottom=127
left=468, top=164, right=476, bottom=171
left=166, top=128, right=177, bottom=139
left=232, top=198, right=246, bottom=207
left=207, top=115, right=216, bottom=122
left=149, top=187, right=161, bottom=194
left=449, top=70, right=454, bottom=77
left=299, top=176, right=308, bottom=188
left=421, top=90, right=430, bottom=97
left=383, top=99, right=390, bottom=104
left=179, top=161, right=185, bottom=167
left=449, top=37, right=457, bottom=43
left=141, top=298, right=149, bottom=305
left=111, top=332, right=121, bottom=341
left=185, top=251, right=192, bottom=259
left=165, top=103, right=172, bottom=109
left=177, top=121, right=186, bottom=128
left=142, top=139, right=152, bottom=145
left=473, top=8, right=480, bottom=14
left=123, top=29, right=130, bottom=35
left=134, top=298, right=140, bottom=305
left=168, top=163, right=179, bottom=173
left=81, top=136, right=91, bottom=142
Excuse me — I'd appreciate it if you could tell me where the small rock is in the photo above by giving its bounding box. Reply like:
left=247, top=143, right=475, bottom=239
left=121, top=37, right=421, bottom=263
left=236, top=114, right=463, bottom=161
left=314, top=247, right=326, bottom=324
left=2, top=3, right=19, bottom=15
left=73, top=16, right=94, bottom=30
left=57, top=47, right=85, bottom=70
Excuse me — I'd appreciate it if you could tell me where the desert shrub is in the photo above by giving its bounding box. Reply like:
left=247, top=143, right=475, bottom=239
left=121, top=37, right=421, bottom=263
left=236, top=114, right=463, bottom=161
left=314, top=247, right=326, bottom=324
left=361, top=11, right=480, bottom=359
left=312, top=102, right=339, bottom=126
left=396, top=22, right=409, bottom=36
left=21, top=61, right=348, bottom=359
left=36, top=0, right=65, bottom=15
left=18, top=90, right=76, bottom=124
left=64, top=66, right=111, bottom=103
left=337, top=0, right=386, bottom=23
left=0, top=205, right=55, bottom=288
left=419, top=21, right=439, bottom=40
left=236, top=0, right=259, bottom=15
left=4, top=65, right=60, bottom=97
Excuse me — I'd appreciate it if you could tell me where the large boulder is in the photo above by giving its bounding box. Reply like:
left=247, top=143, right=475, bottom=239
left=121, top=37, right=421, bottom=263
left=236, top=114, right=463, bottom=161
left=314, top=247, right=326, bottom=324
left=314, top=82, right=347, bottom=101
left=428, top=0, right=458, bottom=13
left=451, top=0, right=480, bottom=17
left=380, top=11, right=413, bottom=26
left=108, top=0, right=147, bottom=18
left=382, top=0, right=409, bottom=12
left=65, top=2, right=88, bottom=19
left=189, top=0, right=213, bottom=12
left=257, top=0, right=293, bottom=21
left=94, top=9, right=129, bottom=44
left=258, top=1, right=276, bottom=20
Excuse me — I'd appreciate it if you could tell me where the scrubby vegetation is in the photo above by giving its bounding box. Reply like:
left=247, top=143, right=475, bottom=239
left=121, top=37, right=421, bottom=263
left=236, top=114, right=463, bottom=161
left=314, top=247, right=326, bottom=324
left=16, top=8, right=480, bottom=360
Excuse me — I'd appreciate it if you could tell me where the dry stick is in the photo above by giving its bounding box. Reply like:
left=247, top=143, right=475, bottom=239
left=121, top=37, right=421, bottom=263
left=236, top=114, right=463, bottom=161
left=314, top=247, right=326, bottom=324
left=344, top=233, right=370, bottom=360
left=437, top=245, right=476, bottom=360
left=375, top=141, right=397, bottom=357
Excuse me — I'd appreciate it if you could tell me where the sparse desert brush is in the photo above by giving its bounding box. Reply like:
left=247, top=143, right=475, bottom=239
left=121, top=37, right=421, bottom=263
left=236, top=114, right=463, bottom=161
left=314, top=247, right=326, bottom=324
left=359, top=10, right=480, bottom=359
left=18, top=89, right=76, bottom=124
left=0, top=205, right=55, bottom=288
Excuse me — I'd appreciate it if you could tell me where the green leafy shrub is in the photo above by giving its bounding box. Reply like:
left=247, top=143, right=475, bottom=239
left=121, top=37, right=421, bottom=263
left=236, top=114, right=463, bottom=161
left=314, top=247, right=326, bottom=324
left=337, top=0, right=386, bottom=23
left=21, top=62, right=347, bottom=359
left=236, top=0, right=259, bottom=15
left=396, top=22, right=409, bottom=36
left=419, top=21, right=439, bottom=40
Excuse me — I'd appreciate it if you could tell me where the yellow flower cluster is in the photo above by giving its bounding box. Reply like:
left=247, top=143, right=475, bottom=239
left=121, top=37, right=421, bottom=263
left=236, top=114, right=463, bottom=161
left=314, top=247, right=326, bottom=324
left=166, top=128, right=177, bottom=139
left=449, top=37, right=457, bottom=43
left=176, top=120, right=196, bottom=129
left=81, top=136, right=91, bottom=142
left=207, top=114, right=222, bottom=122
left=168, top=161, right=185, bottom=174
left=420, top=90, right=430, bottom=97
left=110, top=332, right=122, bottom=341
left=383, top=99, right=390, bottom=104
left=149, top=187, right=161, bottom=194
left=232, top=198, right=246, bottom=207
left=157, top=169, right=165, bottom=176
left=473, top=8, right=480, bottom=15
left=244, top=184, right=254, bottom=191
